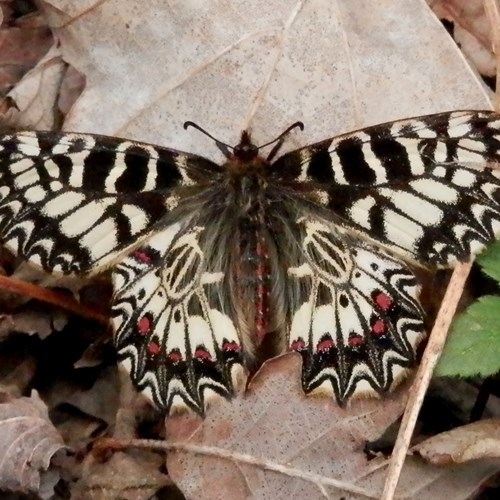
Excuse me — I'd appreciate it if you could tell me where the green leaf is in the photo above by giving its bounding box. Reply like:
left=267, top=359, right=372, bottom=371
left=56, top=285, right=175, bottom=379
left=435, top=295, right=500, bottom=377
left=476, top=239, right=500, bottom=284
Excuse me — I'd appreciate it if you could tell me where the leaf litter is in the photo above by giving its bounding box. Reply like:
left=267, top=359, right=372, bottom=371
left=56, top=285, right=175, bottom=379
left=0, top=0, right=500, bottom=499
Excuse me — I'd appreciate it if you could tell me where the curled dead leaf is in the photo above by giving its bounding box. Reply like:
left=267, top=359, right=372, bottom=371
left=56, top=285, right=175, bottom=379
left=414, top=418, right=500, bottom=464
left=0, top=391, right=67, bottom=496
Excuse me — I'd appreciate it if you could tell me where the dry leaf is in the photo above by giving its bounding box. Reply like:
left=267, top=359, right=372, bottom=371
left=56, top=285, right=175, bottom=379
left=166, top=354, right=406, bottom=499
left=0, top=391, right=67, bottom=496
left=429, top=0, right=496, bottom=77
left=0, top=308, right=66, bottom=341
left=0, top=7, right=53, bottom=94
left=8, top=45, right=68, bottom=130
left=41, top=364, right=119, bottom=425
left=40, top=0, right=490, bottom=158
left=166, top=354, right=499, bottom=499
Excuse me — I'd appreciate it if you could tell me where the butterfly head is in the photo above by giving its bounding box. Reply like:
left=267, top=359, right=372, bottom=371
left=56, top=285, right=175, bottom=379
left=183, top=120, right=304, bottom=173
left=233, top=131, right=259, bottom=162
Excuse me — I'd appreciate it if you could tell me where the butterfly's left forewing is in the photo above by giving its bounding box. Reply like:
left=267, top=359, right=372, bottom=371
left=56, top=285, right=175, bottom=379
left=0, top=131, right=221, bottom=275
left=271, top=111, right=500, bottom=267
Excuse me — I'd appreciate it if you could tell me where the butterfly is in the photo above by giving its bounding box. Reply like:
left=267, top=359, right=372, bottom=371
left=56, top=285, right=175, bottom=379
left=0, top=110, right=499, bottom=414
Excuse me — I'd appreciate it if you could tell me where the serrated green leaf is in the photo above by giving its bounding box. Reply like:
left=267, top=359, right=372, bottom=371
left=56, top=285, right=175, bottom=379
left=435, top=295, right=500, bottom=377
left=476, top=239, right=500, bottom=284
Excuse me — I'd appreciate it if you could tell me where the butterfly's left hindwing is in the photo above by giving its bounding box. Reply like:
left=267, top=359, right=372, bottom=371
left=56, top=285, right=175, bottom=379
left=111, top=221, right=245, bottom=413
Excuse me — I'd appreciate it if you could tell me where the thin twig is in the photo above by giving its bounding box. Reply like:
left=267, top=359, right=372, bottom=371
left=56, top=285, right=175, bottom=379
left=381, top=262, right=472, bottom=499
left=0, top=274, right=109, bottom=324
left=95, top=437, right=379, bottom=498
left=484, top=0, right=500, bottom=111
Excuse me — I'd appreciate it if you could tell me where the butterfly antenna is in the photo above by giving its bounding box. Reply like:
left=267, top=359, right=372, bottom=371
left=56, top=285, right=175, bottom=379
left=184, top=121, right=233, bottom=158
left=261, top=121, right=304, bottom=162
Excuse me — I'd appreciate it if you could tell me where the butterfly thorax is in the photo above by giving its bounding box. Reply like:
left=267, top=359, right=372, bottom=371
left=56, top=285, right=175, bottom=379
left=220, top=132, right=272, bottom=215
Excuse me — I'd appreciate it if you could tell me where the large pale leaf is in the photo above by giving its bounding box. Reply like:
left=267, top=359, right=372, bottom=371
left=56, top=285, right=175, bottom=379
left=41, top=0, right=491, bottom=158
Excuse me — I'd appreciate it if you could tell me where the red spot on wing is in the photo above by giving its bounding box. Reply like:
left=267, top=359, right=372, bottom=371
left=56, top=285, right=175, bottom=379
left=168, top=350, right=183, bottom=362
left=373, top=291, right=393, bottom=311
left=133, top=249, right=151, bottom=263
left=348, top=334, right=363, bottom=346
left=147, top=341, right=160, bottom=355
left=222, top=340, right=240, bottom=351
left=291, top=338, right=306, bottom=351
left=194, top=347, right=212, bottom=360
left=317, top=337, right=335, bottom=351
left=137, top=315, right=151, bottom=334
left=371, top=319, right=387, bottom=335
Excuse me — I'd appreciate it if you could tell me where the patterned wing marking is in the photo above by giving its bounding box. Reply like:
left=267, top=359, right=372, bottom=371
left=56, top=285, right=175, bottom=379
left=287, top=217, right=424, bottom=402
left=0, top=131, right=221, bottom=274
left=271, top=111, right=500, bottom=266
left=111, top=222, right=245, bottom=414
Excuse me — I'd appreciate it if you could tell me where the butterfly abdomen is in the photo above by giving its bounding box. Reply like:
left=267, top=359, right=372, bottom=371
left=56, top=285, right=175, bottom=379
left=236, top=200, right=271, bottom=342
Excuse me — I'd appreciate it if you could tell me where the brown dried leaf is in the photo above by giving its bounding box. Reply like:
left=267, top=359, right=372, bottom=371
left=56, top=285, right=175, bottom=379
left=429, top=0, right=496, bottom=77
left=8, top=45, right=68, bottom=130
left=0, top=308, right=66, bottom=341
left=0, top=391, right=67, bottom=496
left=414, top=418, right=500, bottom=464
left=73, top=451, right=171, bottom=500
left=42, top=365, right=119, bottom=424
left=166, top=354, right=397, bottom=499
left=0, top=9, right=53, bottom=94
